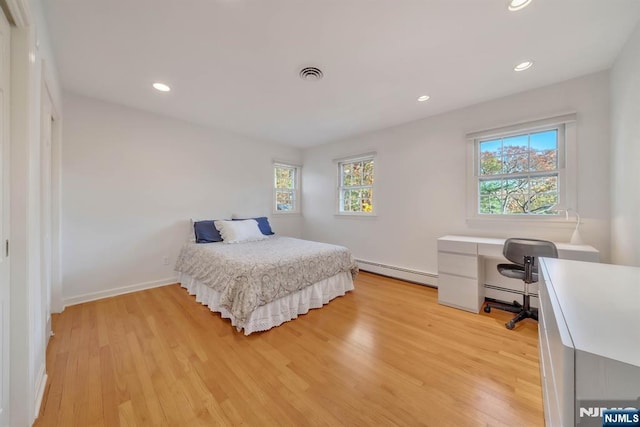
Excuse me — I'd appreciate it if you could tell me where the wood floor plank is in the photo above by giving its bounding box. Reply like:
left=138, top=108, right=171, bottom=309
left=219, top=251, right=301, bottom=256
left=34, top=272, right=544, bottom=426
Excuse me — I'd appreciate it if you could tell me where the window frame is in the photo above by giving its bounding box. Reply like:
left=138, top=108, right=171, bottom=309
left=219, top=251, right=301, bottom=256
left=466, top=114, right=577, bottom=222
left=335, top=153, right=376, bottom=216
left=273, top=162, right=301, bottom=215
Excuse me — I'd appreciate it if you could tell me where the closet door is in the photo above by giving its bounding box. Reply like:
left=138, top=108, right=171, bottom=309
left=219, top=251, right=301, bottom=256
left=0, top=6, right=10, bottom=426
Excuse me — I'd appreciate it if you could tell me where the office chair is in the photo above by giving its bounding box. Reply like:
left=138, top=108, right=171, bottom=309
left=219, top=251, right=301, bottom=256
left=483, top=238, right=558, bottom=330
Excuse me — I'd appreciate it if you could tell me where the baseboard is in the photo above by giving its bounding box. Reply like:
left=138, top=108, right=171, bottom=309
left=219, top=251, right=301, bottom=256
left=34, top=363, right=47, bottom=420
left=62, top=277, right=178, bottom=308
left=356, top=259, right=437, bottom=287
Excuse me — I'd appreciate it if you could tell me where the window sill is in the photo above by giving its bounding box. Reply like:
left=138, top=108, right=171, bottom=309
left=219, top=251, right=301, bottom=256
left=466, top=215, right=579, bottom=229
left=334, top=213, right=377, bottom=219
left=272, top=211, right=301, bottom=216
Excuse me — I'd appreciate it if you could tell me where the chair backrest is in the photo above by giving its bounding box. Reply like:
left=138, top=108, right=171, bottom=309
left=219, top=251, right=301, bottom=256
left=503, top=238, right=558, bottom=267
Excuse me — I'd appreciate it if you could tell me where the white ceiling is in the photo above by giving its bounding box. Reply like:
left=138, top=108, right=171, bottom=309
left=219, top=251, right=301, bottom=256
left=44, top=0, right=640, bottom=147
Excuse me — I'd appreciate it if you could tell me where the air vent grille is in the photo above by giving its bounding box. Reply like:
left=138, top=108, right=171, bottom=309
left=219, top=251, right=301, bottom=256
left=299, top=67, right=323, bottom=81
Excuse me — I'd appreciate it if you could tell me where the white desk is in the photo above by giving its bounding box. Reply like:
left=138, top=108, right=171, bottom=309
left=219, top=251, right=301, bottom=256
left=538, top=258, right=640, bottom=426
left=437, top=235, right=599, bottom=313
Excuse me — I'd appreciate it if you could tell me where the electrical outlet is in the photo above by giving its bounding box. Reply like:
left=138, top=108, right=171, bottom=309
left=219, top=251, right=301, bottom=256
left=163, top=256, right=169, bottom=265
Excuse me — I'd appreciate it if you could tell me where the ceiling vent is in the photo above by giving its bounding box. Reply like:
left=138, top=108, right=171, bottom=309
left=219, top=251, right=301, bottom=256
left=299, top=67, right=323, bottom=81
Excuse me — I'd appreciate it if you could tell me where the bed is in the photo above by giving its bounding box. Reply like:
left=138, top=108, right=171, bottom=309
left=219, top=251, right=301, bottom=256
left=175, top=232, right=358, bottom=335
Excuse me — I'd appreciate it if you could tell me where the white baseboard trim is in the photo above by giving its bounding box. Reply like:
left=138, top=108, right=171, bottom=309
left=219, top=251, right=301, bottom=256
left=63, top=277, right=178, bottom=308
left=356, top=259, right=438, bottom=287
left=34, top=363, right=47, bottom=420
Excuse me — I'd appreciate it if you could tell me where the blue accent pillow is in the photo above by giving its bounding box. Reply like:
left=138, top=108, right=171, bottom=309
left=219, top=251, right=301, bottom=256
left=232, top=217, right=274, bottom=235
left=193, top=220, right=223, bottom=243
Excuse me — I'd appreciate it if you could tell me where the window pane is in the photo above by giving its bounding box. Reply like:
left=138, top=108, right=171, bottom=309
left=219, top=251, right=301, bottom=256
left=341, top=188, right=374, bottom=213
left=479, top=178, right=505, bottom=214
left=352, top=162, right=363, bottom=186
left=361, top=189, right=373, bottom=212
left=342, top=163, right=355, bottom=186
left=528, top=176, right=558, bottom=213
left=530, top=130, right=558, bottom=171
left=479, top=139, right=502, bottom=176
left=503, top=135, right=529, bottom=174
left=342, top=189, right=357, bottom=212
left=502, top=178, right=528, bottom=213
left=479, top=194, right=502, bottom=214
left=363, top=160, right=374, bottom=185
left=479, top=174, right=558, bottom=215
left=275, top=167, right=295, bottom=189
left=276, top=189, right=294, bottom=211
left=479, top=178, right=502, bottom=197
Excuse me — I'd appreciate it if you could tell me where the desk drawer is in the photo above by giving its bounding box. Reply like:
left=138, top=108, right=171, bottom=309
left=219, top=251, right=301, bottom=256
left=438, top=252, right=478, bottom=278
left=478, top=243, right=504, bottom=258
left=438, top=273, right=481, bottom=313
left=437, top=239, right=477, bottom=255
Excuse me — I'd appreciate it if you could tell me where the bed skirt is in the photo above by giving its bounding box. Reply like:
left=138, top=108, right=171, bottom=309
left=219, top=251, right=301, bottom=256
left=177, top=271, right=354, bottom=335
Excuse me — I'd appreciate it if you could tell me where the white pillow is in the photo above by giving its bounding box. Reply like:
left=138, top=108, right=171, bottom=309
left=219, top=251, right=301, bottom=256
left=214, top=219, right=268, bottom=244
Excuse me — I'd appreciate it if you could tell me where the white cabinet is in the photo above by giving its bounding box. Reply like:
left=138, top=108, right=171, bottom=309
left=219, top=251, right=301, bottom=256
left=437, top=238, right=484, bottom=313
left=538, top=258, right=640, bottom=426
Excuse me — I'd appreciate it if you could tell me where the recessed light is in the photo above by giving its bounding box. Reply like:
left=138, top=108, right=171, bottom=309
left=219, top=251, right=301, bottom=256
left=514, top=61, right=533, bottom=72
left=508, top=0, right=532, bottom=11
left=153, top=82, right=171, bottom=92
left=417, top=95, right=430, bottom=102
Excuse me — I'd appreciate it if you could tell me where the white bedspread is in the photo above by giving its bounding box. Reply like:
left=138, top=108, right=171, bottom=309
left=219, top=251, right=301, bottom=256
left=174, top=236, right=358, bottom=324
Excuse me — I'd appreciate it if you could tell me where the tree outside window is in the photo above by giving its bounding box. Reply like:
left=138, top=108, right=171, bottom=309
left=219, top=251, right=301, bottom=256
left=338, top=157, right=374, bottom=214
left=274, top=164, right=299, bottom=213
left=478, top=129, right=558, bottom=215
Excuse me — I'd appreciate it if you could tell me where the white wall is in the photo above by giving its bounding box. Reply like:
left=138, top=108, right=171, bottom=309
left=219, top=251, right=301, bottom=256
left=611, top=22, right=640, bottom=267
left=8, top=0, right=63, bottom=425
left=61, top=93, right=303, bottom=305
left=302, top=72, right=611, bottom=281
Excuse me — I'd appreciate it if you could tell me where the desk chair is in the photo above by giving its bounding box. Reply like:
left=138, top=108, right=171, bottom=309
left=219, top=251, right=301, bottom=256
left=483, top=238, right=558, bottom=330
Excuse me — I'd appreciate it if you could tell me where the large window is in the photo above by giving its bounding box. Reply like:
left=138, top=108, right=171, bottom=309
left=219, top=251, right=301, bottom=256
left=274, top=163, right=300, bottom=213
left=478, top=129, right=560, bottom=214
left=467, top=114, right=576, bottom=219
left=337, top=155, right=375, bottom=215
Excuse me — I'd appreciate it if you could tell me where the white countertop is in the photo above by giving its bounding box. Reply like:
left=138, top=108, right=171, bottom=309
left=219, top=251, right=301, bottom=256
left=439, top=235, right=599, bottom=254
left=540, top=257, right=640, bottom=368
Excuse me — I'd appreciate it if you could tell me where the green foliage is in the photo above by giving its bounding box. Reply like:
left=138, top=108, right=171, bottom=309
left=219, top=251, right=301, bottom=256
left=275, top=166, right=295, bottom=189
left=275, top=166, right=296, bottom=211
left=340, top=159, right=374, bottom=213
left=341, top=189, right=373, bottom=213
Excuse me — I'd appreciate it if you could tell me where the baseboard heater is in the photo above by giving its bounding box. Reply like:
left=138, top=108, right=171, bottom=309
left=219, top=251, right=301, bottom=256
left=484, top=283, right=539, bottom=299
left=355, top=259, right=437, bottom=287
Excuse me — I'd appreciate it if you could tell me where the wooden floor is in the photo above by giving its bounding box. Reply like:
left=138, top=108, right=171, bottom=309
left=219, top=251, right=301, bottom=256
left=35, top=272, right=543, bottom=426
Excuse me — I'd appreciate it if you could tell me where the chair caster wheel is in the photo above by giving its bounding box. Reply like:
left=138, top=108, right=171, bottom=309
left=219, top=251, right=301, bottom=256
left=484, top=306, right=491, bottom=313
left=505, top=321, right=515, bottom=330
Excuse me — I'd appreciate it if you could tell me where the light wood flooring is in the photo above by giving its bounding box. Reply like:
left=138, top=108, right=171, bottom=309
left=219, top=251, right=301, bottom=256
left=35, top=272, right=543, bottom=426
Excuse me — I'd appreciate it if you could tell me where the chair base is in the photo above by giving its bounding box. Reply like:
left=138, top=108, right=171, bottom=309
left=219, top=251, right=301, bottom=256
left=483, top=297, right=538, bottom=330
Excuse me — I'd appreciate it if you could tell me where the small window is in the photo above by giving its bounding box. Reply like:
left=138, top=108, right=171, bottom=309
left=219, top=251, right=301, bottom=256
left=466, top=113, right=577, bottom=220
left=337, top=155, right=375, bottom=215
left=273, top=163, right=300, bottom=214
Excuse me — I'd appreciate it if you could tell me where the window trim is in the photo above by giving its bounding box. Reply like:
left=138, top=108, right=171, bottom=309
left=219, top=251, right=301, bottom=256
left=273, top=162, right=301, bottom=215
left=335, top=153, right=376, bottom=216
left=466, top=113, right=577, bottom=222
